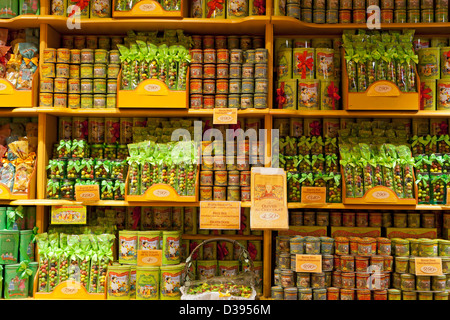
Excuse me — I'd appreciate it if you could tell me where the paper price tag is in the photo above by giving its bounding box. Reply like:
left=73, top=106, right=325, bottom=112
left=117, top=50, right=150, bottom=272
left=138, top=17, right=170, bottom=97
left=137, top=250, right=162, bottom=266
left=51, top=206, right=87, bottom=224
left=301, top=187, right=326, bottom=204
left=296, top=254, right=322, bottom=273
left=200, top=201, right=241, bottom=230
left=415, top=257, right=443, bottom=276
left=75, top=185, right=100, bottom=201
left=213, top=108, right=238, bottom=125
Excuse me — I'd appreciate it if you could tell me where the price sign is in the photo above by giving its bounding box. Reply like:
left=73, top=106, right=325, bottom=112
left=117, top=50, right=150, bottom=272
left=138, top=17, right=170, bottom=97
left=415, top=257, right=443, bottom=276
left=301, top=187, right=326, bottom=204
left=51, top=206, right=87, bottom=224
left=137, top=250, right=162, bottom=266
left=200, top=201, right=241, bottom=230
left=75, top=185, right=100, bottom=201
left=213, top=108, right=238, bottom=125
left=296, top=254, right=322, bottom=273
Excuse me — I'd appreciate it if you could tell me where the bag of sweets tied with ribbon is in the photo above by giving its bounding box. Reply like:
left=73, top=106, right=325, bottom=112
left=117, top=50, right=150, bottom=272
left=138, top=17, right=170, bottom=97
left=8, top=140, right=35, bottom=194
left=429, top=153, right=444, bottom=174
left=280, top=136, right=297, bottom=156
left=300, top=172, right=314, bottom=187
left=338, top=143, right=355, bottom=198
left=311, top=153, right=325, bottom=173
left=396, top=144, right=415, bottom=199
left=287, top=171, right=301, bottom=203
left=415, top=173, right=431, bottom=204
left=47, top=233, right=61, bottom=292
left=324, top=136, right=338, bottom=154
left=411, top=135, right=425, bottom=156
left=88, top=234, right=99, bottom=293
left=325, top=153, right=339, bottom=173
left=324, top=171, right=342, bottom=203
left=97, top=233, right=115, bottom=294
left=127, top=142, right=141, bottom=195
left=414, top=154, right=431, bottom=174
left=297, top=136, right=311, bottom=156
left=78, top=234, right=92, bottom=289
left=430, top=173, right=446, bottom=204
left=58, top=233, right=69, bottom=284
left=67, top=234, right=82, bottom=283
left=36, top=233, right=50, bottom=292
left=421, top=134, right=437, bottom=155
left=437, top=134, right=450, bottom=154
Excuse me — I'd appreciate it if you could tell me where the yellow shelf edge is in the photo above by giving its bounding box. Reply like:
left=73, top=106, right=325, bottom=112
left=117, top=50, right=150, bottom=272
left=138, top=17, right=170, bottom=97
left=26, top=199, right=252, bottom=207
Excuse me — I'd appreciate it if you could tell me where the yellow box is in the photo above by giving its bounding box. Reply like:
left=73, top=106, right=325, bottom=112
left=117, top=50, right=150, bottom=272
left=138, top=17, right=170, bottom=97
left=113, top=0, right=185, bottom=18
left=0, top=71, right=38, bottom=108
left=0, top=165, right=36, bottom=200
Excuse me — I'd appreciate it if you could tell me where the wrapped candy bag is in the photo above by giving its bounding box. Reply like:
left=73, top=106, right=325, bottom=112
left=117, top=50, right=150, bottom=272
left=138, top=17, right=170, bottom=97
left=67, top=234, right=81, bottom=282
left=396, top=144, right=414, bottom=199
left=157, top=44, right=168, bottom=84
left=36, top=233, right=50, bottom=292
left=136, top=40, right=149, bottom=83
left=287, top=171, right=301, bottom=202
left=343, top=35, right=357, bottom=92
left=325, top=153, right=339, bottom=173
left=16, top=43, right=38, bottom=90
left=113, top=180, right=125, bottom=200
left=430, top=173, right=446, bottom=204
left=118, top=44, right=132, bottom=90
left=47, top=233, right=60, bottom=292
left=88, top=234, right=99, bottom=293
left=411, top=135, right=425, bottom=156
left=297, top=136, right=311, bottom=156
left=97, top=234, right=114, bottom=293
left=100, top=180, right=114, bottom=200
left=5, top=54, right=20, bottom=87
left=415, top=174, right=430, bottom=204
left=147, top=43, right=160, bottom=79
left=58, top=233, right=69, bottom=283
left=166, top=45, right=178, bottom=90
left=310, top=136, right=324, bottom=154
left=127, top=143, right=141, bottom=195
left=325, top=172, right=342, bottom=203
left=177, top=46, right=190, bottom=91
left=0, top=161, right=15, bottom=191
left=9, top=140, right=35, bottom=194
left=79, top=234, right=91, bottom=289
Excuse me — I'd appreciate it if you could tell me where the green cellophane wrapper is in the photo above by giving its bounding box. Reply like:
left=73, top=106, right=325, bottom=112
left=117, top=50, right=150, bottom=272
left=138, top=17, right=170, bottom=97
left=97, top=234, right=115, bottom=293
left=47, top=159, right=66, bottom=179
left=47, top=233, right=60, bottom=292
left=354, top=38, right=368, bottom=92
left=325, top=153, right=339, bottom=173
left=90, top=144, right=104, bottom=159
left=423, top=135, right=437, bottom=155
left=359, top=143, right=375, bottom=194
left=431, top=173, right=446, bottom=204
left=284, top=156, right=296, bottom=172
left=157, top=44, right=169, bottom=84
left=79, top=158, right=94, bottom=179
left=324, top=137, right=338, bottom=154
left=111, top=159, right=128, bottom=180
left=79, top=234, right=91, bottom=290
left=300, top=172, right=314, bottom=187
left=404, top=46, right=418, bottom=93
left=298, top=154, right=312, bottom=173
left=310, top=136, right=324, bottom=154
left=396, top=144, right=415, bottom=199
left=95, top=159, right=111, bottom=180
left=429, top=153, right=444, bottom=173
left=57, top=140, right=71, bottom=159
left=173, top=141, right=197, bottom=196
left=147, top=43, right=160, bottom=80
left=36, top=233, right=49, bottom=292
left=340, top=155, right=355, bottom=197
left=186, top=142, right=198, bottom=196
left=325, top=172, right=342, bottom=203
left=115, top=0, right=135, bottom=11
left=140, top=143, right=155, bottom=192
left=287, top=171, right=301, bottom=202
left=297, top=136, right=311, bottom=156
left=414, top=154, right=430, bottom=174
left=166, top=45, right=178, bottom=90
left=113, top=180, right=125, bottom=200
left=393, top=160, right=405, bottom=198
left=129, top=43, right=140, bottom=90
left=415, top=174, right=431, bottom=204
left=6, top=206, right=23, bottom=230
left=101, top=180, right=114, bottom=200
left=443, top=154, right=450, bottom=173
left=60, top=179, right=75, bottom=200
left=66, top=158, right=81, bottom=180
left=46, top=178, right=60, bottom=199
left=281, top=137, right=298, bottom=156
left=137, top=40, right=150, bottom=83
left=127, top=143, right=141, bottom=195
left=375, top=42, right=387, bottom=82
left=67, top=234, right=81, bottom=283
left=71, top=139, right=88, bottom=158
left=438, top=135, right=450, bottom=154
left=118, top=45, right=132, bottom=90
left=311, top=154, right=325, bottom=173
left=177, top=47, right=190, bottom=91
left=88, top=235, right=99, bottom=293
left=384, top=42, right=397, bottom=85
left=313, top=172, right=326, bottom=188
left=395, top=45, right=408, bottom=93
left=411, top=135, right=425, bottom=156
left=343, top=40, right=357, bottom=92
left=365, top=43, right=377, bottom=88
left=58, top=233, right=69, bottom=283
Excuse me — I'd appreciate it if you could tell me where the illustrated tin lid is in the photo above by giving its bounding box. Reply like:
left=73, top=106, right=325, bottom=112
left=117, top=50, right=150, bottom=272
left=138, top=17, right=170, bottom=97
left=119, top=230, right=138, bottom=236
left=108, top=264, right=132, bottom=271
left=5, top=264, right=21, bottom=270
left=136, top=265, right=160, bottom=271
left=298, top=288, right=312, bottom=293
left=272, top=286, right=283, bottom=291
left=400, top=273, right=415, bottom=278
left=160, top=263, right=185, bottom=271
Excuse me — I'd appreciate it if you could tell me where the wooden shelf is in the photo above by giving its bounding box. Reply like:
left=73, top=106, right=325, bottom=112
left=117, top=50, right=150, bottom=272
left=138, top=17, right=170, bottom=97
left=37, top=108, right=269, bottom=118
left=38, top=15, right=270, bottom=35
left=29, top=199, right=252, bottom=207
left=182, top=234, right=263, bottom=240
left=288, top=203, right=450, bottom=210
left=270, top=109, right=450, bottom=118
left=272, top=16, right=450, bottom=35
left=0, top=15, right=39, bottom=29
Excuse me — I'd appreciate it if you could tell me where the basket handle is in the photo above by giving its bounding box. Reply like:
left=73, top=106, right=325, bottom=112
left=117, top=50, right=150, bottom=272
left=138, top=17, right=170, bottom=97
left=183, top=237, right=256, bottom=284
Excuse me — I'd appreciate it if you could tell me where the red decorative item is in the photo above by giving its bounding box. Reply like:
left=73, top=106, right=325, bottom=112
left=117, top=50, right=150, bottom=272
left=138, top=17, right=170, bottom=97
left=276, top=82, right=287, bottom=109
left=327, top=81, right=341, bottom=110
left=69, top=0, right=90, bottom=18
left=439, top=121, right=449, bottom=135
left=296, top=51, right=314, bottom=79
left=217, top=242, right=229, bottom=260
left=207, top=0, right=225, bottom=18
left=111, top=122, right=120, bottom=143
left=132, top=207, right=141, bottom=230
left=310, top=121, right=322, bottom=136
left=253, top=0, right=266, bottom=15
left=420, top=82, right=432, bottom=110
left=190, top=241, right=200, bottom=260
left=81, top=120, right=89, bottom=138
left=247, top=242, right=257, bottom=261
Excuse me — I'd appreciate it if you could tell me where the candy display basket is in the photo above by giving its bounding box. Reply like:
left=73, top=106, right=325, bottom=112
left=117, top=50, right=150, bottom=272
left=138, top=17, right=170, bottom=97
left=112, top=0, right=186, bottom=18
left=0, top=70, right=39, bottom=108
left=180, top=238, right=258, bottom=300
left=341, top=52, right=420, bottom=111
left=116, top=70, right=189, bottom=108
left=0, top=165, right=36, bottom=200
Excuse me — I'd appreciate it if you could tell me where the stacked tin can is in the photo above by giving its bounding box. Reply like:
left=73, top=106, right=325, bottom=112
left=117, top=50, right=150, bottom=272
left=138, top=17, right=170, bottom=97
left=199, top=119, right=265, bottom=201
left=275, top=0, right=449, bottom=24
left=189, top=34, right=269, bottom=110
left=40, top=35, right=122, bottom=109
left=389, top=237, right=450, bottom=300
left=415, top=37, right=450, bottom=111
left=191, top=0, right=266, bottom=18
left=275, top=37, right=341, bottom=111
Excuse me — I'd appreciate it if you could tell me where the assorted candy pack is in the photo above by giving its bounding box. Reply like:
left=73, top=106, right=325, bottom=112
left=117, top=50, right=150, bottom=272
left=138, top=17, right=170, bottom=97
left=190, top=0, right=266, bottom=19
left=276, top=37, right=341, bottom=110
left=189, top=34, right=269, bottom=109
left=51, top=0, right=112, bottom=18
left=0, top=28, right=39, bottom=90
left=116, top=0, right=181, bottom=12
left=0, top=0, right=40, bottom=18
left=342, top=29, right=418, bottom=93
left=118, top=30, right=191, bottom=92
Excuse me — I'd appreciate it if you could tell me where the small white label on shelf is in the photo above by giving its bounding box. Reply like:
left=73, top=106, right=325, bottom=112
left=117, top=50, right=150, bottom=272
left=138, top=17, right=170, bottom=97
left=61, top=286, right=79, bottom=295
left=139, top=3, right=156, bottom=11
left=372, top=190, right=390, bottom=199
left=153, top=189, right=170, bottom=197
left=144, top=84, right=161, bottom=92
left=374, top=84, right=392, bottom=93
left=0, top=83, right=7, bottom=91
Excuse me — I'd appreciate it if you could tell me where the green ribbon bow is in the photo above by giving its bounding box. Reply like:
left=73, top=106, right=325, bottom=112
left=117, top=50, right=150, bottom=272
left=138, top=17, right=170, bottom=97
left=431, top=174, right=445, bottom=184
left=411, top=135, right=420, bottom=147
left=16, top=260, right=33, bottom=280
left=324, top=172, right=342, bottom=186
left=294, top=155, right=303, bottom=168
left=297, top=136, right=311, bottom=150
left=325, top=137, right=337, bottom=149
left=101, top=180, right=114, bottom=193
left=301, top=172, right=314, bottom=185
left=311, top=154, right=325, bottom=167
left=419, top=135, right=431, bottom=147
left=287, top=172, right=300, bottom=184
left=415, top=174, right=429, bottom=185
left=7, top=206, right=23, bottom=229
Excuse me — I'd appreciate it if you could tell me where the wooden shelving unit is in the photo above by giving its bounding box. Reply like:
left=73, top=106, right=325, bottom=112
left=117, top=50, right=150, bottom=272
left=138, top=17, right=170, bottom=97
left=3, top=1, right=450, bottom=299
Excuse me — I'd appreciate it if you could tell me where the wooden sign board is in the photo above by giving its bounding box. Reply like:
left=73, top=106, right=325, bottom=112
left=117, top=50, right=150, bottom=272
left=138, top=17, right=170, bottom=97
left=51, top=206, right=87, bottom=224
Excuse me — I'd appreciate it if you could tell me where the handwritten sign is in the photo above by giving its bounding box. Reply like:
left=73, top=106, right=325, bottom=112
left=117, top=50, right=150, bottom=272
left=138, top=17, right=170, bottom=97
left=301, top=187, right=326, bottom=204
left=415, top=258, right=443, bottom=276
left=137, top=250, right=162, bottom=266
left=213, top=108, right=238, bottom=125
left=296, top=254, right=322, bottom=273
left=75, top=185, right=100, bottom=202
left=200, top=201, right=241, bottom=230
left=51, top=206, right=87, bottom=224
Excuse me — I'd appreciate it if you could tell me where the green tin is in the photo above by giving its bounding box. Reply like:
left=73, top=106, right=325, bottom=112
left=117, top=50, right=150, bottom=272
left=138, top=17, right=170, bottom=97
left=277, top=49, right=293, bottom=80
left=160, top=263, right=184, bottom=300
left=80, top=94, right=93, bottom=109
left=19, top=230, right=34, bottom=262
left=162, top=231, right=181, bottom=265
left=293, top=48, right=315, bottom=79
left=0, top=230, right=19, bottom=264
left=4, top=264, right=28, bottom=299
left=418, top=48, right=440, bottom=80
left=136, top=266, right=160, bottom=300
left=298, top=79, right=320, bottom=110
